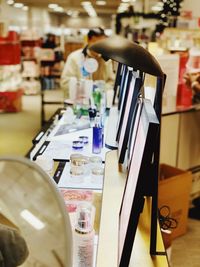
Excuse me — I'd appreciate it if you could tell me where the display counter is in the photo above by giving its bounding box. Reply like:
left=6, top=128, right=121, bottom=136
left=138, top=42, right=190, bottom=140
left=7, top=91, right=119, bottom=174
left=27, top=107, right=169, bottom=267
left=160, top=104, right=200, bottom=169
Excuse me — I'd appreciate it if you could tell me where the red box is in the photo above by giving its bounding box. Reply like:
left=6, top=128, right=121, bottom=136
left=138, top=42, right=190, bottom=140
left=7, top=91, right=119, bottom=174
left=0, top=31, right=21, bottom=65
left=0, top=89, right=23, bottom=112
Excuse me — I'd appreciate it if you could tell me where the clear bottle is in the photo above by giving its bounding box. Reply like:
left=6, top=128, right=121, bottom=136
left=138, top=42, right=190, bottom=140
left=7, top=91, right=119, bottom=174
left=73, top=203, right=95, bottom=267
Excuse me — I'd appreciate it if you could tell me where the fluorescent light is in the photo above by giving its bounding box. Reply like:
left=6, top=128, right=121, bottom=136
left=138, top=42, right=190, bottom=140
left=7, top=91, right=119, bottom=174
left=81, top=1, right=97, bottom=17
left=7, top=0, right=14, bottom=5
left=96, top=1, right=106, bottom=5
left=121, top=0, right=130, bottom=2
left=14, top=3, right=24, bottom=8
left=20, top=209, right=45, bottom=230
left=48, top=3, right=58, bottom=9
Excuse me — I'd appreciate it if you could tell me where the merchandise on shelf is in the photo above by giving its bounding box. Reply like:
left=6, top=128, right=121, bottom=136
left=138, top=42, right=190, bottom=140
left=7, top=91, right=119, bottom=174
left=0, top=31, right=20, bottom=65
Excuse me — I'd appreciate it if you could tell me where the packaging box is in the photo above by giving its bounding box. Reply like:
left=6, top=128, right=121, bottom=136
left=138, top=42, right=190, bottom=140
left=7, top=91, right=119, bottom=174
left=0, top=89, right=23, bottom=112
left=158, top=164, right=192, bottom=240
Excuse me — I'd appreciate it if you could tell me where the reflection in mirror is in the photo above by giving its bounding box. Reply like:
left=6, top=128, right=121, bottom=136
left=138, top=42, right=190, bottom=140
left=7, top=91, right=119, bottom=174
left=0, top=157, right=72, bottom=267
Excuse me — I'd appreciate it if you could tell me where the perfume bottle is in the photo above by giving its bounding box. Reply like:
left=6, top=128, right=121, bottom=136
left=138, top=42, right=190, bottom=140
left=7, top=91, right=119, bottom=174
left=92, top=115, right=102, bottom=154
left=73, top=203, right=95, bottom=267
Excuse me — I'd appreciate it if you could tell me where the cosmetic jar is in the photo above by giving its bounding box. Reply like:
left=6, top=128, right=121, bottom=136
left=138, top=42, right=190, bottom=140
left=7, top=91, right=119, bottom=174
left=72, top=140, right=84, bottom=151
left=70, top=166, right=84, bottom=183
left=89, top=156, right=102, bottom=169
left=79, top=136, right=89, bottom=145
left=91, top=166, right=104, bottom=185
left=70, top=154, right=90, bottom=175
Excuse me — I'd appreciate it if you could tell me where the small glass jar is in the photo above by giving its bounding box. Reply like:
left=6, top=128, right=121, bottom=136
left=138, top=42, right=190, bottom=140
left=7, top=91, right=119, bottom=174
left=70, top=154, right=90, bottom=175
left=72, top=140, right=84, bottom=151
left=70, top=166, right=84, bottom=183
left=89, top=156, right=102, bottom=169
left=91, top=166, right=104, bottom=185
left=79, top=136, right=89, bottom=145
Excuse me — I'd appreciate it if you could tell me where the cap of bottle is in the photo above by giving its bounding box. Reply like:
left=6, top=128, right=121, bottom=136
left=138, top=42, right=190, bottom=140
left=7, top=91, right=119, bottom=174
left=75, top=203, right=95, bottom=234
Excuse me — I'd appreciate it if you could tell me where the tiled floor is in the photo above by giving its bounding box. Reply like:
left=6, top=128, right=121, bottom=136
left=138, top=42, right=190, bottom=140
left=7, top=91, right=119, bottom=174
left=1, top=91, right=200, bottom=266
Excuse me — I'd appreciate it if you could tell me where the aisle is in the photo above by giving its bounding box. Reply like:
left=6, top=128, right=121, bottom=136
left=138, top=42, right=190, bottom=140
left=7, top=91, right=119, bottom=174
left=0, top=95, right=41, bottom=156
left=0, top=89, right=64, bottom=156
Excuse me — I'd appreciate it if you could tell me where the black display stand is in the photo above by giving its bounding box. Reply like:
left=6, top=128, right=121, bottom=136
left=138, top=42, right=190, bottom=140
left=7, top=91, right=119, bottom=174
left=89, top=35, right=166, bottom=261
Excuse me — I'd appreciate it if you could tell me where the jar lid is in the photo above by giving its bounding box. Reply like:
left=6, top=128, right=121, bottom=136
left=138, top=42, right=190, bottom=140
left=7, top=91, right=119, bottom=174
left=92, top=167, right=104, bottom=176
left=90, top=156, right=102, bottom=164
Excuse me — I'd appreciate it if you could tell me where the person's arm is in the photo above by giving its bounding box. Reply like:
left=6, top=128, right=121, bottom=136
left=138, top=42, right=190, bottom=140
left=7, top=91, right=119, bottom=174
left=105, top=60, right=115, bottom=85
left=60, top=51, right=82, bottom=98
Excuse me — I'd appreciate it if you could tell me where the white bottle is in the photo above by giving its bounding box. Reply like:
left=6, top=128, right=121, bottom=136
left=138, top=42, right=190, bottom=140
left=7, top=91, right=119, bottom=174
left=73, top=203, right=95, bottom=267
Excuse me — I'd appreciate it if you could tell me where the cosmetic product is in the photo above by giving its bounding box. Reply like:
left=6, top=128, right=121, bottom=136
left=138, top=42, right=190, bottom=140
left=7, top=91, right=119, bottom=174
left=89, top=156, right=102, bottom=169
left=79, top=136, right=89, bottom=145
left=73, top=203, right=95, bottom=267
left=70, top=166, right=84, bottom=184
left=70, top=154, right=90, bottom=175
left=72, top=140, right=84, bottom=151
left=92, top=115, right=102, bottom=154
left=91, top=166, right=104, bottom=185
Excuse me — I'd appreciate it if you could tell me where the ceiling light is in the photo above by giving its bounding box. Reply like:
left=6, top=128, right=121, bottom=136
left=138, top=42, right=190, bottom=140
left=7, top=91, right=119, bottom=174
left=96, top=1, right=106, bottom=5
left=81, top=1, right=97, bottom=17
left=7, top=0, right=14, bottom=5
left=54, top=6, right=64, bottom=12
left=14, top=3, right=24, bottom=8
left=48, top=3, right=58, bottom=9
left=22, top=6, right=29, bottom=11
left=121, top=0, right=130, bottom=2
left=118, top=3, right=129, bottom=12
left=21, top=209, right=45, bottom=230
left=81, top=1, right=92, bottom=6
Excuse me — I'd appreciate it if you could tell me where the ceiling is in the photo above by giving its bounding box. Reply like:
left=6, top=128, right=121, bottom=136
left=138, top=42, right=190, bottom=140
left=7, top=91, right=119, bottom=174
left=13, top=0, right=160, bottom=16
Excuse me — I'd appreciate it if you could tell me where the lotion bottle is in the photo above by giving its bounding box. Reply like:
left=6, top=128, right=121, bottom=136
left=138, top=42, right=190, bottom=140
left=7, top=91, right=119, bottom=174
left=73, top=203, right=95, bottom=267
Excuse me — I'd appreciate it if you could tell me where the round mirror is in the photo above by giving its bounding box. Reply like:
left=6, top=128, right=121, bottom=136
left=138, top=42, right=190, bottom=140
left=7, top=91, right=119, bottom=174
left=0, top=156, right=72, bottom=267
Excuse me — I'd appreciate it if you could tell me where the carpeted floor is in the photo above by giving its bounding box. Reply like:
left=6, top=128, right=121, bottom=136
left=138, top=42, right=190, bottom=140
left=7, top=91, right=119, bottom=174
left=0, top=91, right=200, bottom=266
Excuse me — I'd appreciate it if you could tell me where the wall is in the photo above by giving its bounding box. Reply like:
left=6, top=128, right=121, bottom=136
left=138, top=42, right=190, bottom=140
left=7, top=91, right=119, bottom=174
left=181, top=0, right=200, bottom=18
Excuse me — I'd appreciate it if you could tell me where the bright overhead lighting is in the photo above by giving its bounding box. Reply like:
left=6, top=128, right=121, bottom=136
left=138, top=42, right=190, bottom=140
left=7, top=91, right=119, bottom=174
left=14, top=3, right=24, bottom=8
left=21, top=209, right=45, bottom=230
left=118, top=2, right=129, bottom=13
left=121, top=0, right=130, bottom=2
left=22, top=6, right=29, bottom=11
left=7, top=0, right=14, bottom=5
left=81, top=1, right=97, bottom=17
left=96, top=1, right=106, bottom=5
left=81, top=1, right=92, bottom=6
left=54, top=6, right=64, bottom=12
left=48, top=3, right=59, bottom=9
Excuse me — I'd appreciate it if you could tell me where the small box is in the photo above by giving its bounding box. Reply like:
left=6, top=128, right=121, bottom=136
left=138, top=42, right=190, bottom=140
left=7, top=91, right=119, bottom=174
left=0, top=89, right=23, bottom=112
left=158, top=164, right=192, bottom=239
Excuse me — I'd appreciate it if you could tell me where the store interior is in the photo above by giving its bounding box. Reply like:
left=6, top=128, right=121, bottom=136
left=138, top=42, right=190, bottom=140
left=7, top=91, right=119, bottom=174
left=1, top=0, right=200, bottom=266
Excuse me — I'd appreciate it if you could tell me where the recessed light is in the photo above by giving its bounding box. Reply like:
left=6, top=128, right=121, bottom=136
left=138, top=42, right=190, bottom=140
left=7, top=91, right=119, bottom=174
left=48, top=3, right=59, bottom=9
left=22, top=6, right=29, bottom=11
left=14, top=3, right=24, bottom=8
left=96, top=1, right=106, bottom=5
left=7, top=0, right=14, bottom=5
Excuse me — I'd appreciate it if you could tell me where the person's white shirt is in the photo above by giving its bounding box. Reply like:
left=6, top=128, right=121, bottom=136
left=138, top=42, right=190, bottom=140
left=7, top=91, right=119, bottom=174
left=60, top=47, right=115, bottom=98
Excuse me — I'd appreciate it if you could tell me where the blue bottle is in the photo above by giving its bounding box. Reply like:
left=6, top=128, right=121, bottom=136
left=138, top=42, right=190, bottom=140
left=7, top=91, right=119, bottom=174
left=92, top=116, right=102, bottom=154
